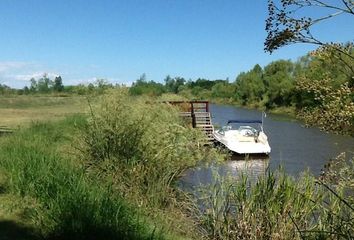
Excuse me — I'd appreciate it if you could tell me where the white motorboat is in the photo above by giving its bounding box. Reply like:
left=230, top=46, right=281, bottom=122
left=213, top=120, right=271, bottom=154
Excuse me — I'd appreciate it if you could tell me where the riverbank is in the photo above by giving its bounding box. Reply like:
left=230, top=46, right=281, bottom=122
left=0, top=115, right=201, bottom=239
left=0, top=90, right=220, bottom=239
left=187, top=95, right=354, bottom=136
left=213, top=98, right=296, bottom=118
left=0, top=90, right=353, bottom=239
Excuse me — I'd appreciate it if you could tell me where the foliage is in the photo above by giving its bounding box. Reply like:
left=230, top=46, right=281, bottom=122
left=234, top=64, right=266, bottom=107
left=264, top=0, right=354, bottom=134
left=164, top=75, right=186, bottom=94
left=263, top=60, right=295, bottom=108
left=0, top=116, right=159, bottom=239
left=234, top=61, right=295, bottom=108
left=1, top=75, right=114, bottom=96
left=310, top=43, right=354, bottom=84
left=0, top=84, right=15, bottom=95
left=296, top=78, right=354, bottom=134
left=53, top=76, right=64, bottom=92
left=211, top=81, right=236, bottom=100
left=80, top=89, right=217, bottom=208
left=187, top=78, right=228, bottom=90
left=196, top=163, right=354, bottom=240
left=294, top=45, right=354, bottom=134
left=77, top=89, right=223, bottom=237
left=265, top=0, right=354, bottom=53
left=129, top=74, right=166, bottom=96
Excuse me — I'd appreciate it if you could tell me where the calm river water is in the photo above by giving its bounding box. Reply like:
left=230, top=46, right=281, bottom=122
left=180, top=104, right=354, bottom=189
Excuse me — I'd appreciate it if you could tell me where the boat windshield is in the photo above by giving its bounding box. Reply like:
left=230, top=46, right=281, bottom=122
left=217, top=124, right=260, bottom=136
left=238, top=126, right=258, bottom=137
left=217, top=125, right=231, bottom=135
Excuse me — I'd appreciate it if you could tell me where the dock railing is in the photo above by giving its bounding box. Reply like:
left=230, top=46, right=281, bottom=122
left=165, top=101, right=214, bottom=143
left=165, top=100, right=209, bottom=127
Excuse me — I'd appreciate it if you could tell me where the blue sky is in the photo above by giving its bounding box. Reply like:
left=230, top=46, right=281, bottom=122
left=0, top=0, right=353, bottom=88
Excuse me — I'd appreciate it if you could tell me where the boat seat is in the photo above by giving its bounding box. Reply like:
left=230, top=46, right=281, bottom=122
left=234, top=132, right=254, bottom=142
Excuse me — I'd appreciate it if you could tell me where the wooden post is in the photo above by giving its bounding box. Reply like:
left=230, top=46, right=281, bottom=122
left=191, top=102, right=196, bottom=128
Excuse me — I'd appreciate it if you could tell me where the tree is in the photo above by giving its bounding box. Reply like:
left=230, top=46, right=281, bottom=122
left=129, top=74, right=166, bottom=96
left=136, top=73, right=147, bottom=84
left=23, top=86, right=30, bottom=95
left=265, top=0, right=354, bottom=52
left=211, top=82, right=236, bottom=99
left=30, top=78, right=37, bottom=92
left=263, top=60, right=295, bottom=108
left=53, top=76, right=64, bottom=92
left=37, top=74, right=52, bottom=93
left=265, top=0, right=354, bottom=76
left=164, top=75, right=186, bottom=93
left=265, top=0, right=354, bottom=134
left=234, top=64, right=266, bottom=106
left=0, top=84, right=11, bottom=94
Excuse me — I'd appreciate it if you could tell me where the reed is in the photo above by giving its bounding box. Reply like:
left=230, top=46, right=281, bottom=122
left=79, top=89, right=219, bottom=209
left=2, top=90, right=351, bottom=239
left=77, top=89, right=223, bottom=237
left=196, top=162, right=354, bottom=240
left=0, top=115, right=164, bottom=239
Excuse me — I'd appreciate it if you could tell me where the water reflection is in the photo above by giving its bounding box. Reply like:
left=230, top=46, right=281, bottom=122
left=210, top=104, right=354, bottom=176
left=227, top=156, right=269, bottom=181
left=180, top=104, right=354, bottom=192
left=179, top=154, right=269, bottom=191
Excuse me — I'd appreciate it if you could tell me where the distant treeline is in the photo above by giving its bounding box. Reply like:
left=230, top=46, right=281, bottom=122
left=0, top=45, right=352, bottom=134
left=129, top=45, right=354, bottom=135
left=0, top=74, right=116, bottom=95
left=130, top=54, right=353, bottom=110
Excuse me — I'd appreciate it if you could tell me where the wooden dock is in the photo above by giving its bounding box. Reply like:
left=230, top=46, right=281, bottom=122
left=166, top=101, right=214, bottom=143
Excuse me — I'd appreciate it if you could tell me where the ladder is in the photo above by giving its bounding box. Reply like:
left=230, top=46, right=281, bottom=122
left=194, top=112, right=214, bottom=143
left=166, top=101, right=214, bottom=144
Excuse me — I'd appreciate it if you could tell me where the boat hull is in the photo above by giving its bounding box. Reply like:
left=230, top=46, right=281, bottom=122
left=213, top=130, right=271, bottom=155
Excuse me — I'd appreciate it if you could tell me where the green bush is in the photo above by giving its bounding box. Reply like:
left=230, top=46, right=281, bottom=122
left=196, top=163, right=354, bottom=240
left=80, top=89, right=216, bottom=208
left=0, top=116, right=160, bottom=239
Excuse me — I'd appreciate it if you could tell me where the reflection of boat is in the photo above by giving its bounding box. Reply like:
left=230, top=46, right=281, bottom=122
left=227, top=159, right=270, bottom=181
left=227, top=159, right=269, bottom=172
left=213, top=120, right=271, bottom=154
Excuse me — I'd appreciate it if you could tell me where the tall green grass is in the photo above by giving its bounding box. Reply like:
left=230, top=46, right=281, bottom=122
left=196, top=163, right=354, bottom=240
left=75, top=89, right=226, bottom=238
left=3, top=90, right=350, bottom=239
left=80, top=89, right=219, bottom=210
left=0, top=115, right=163, bottom=239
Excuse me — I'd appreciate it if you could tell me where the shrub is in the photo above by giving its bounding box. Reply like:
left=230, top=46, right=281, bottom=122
left=196, top=162, right=354, bottom=240
left=80, top=89, right=216, bottom=208
left=0, top=116, right=160, bottom=239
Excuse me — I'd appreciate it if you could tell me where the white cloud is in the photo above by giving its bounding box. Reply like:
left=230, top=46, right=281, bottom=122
left=110, top=78, right=133, bottom=87
left=12, top=72, right=59, bottom=81
left=0, top=61, right=129, bottom=88
left=0, top=61, right=32, bottom=73
left=0, top=60, right=62, bottom=88
left=65, top=77, right=131, bottom=86
left=67, top=77, right=98, bottom=85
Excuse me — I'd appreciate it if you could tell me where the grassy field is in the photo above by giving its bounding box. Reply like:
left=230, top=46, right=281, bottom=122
left=0, top=115, right=164, bottom=239
left=0, top=95, right=88, bottom=128
left=0, top=91, right=214, bottom=239
left=0, top=91, right=353, bottom=240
